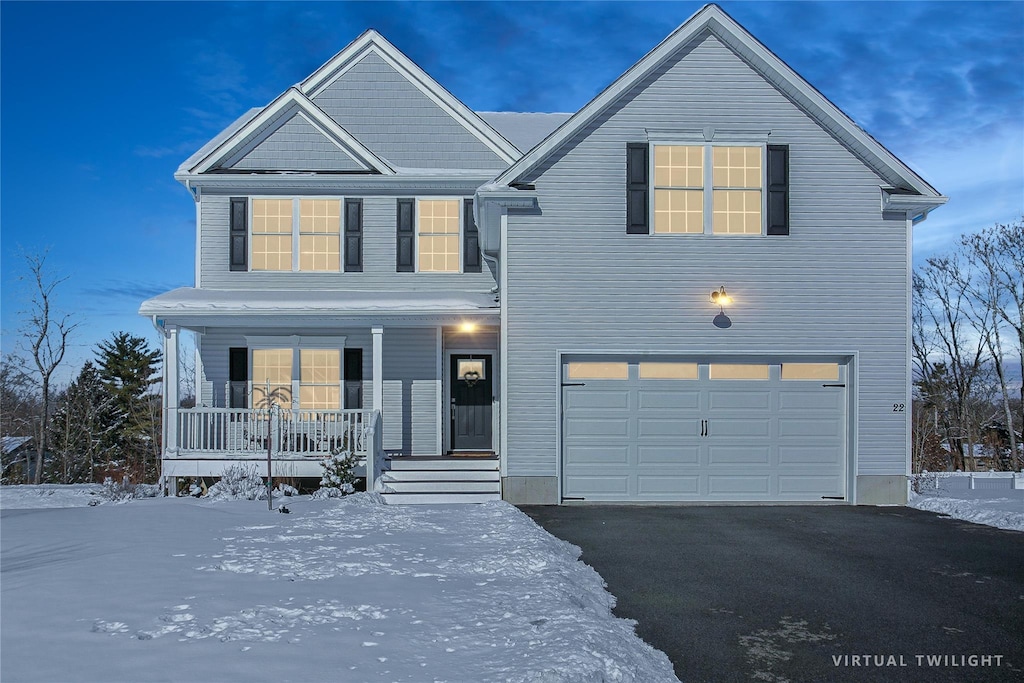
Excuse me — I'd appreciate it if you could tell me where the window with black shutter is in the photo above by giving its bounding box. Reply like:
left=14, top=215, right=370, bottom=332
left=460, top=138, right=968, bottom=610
left=396, top=198, right=415, bottom=272
left=463, top=199, right=481, bottom=272
left=626, top=143, right=649, bottom=234
left=344, top=348, right=363, bottom=409
left=229, top=347, right=248, bottom=408
left=766, top=145, right=790, bottom=235
left=229, top=197, right=248, bottom=271
left=344, top=198, right=363, bottom=272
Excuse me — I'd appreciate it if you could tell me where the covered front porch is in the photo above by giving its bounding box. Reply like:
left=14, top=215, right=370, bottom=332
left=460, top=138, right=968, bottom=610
left=140, top=287, right=501, bottom=496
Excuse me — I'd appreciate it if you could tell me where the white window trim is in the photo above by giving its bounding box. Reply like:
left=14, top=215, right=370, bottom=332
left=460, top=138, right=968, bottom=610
left=249, top=196, right=344, bottom=272
left=648, top=141, right=769, bottom=237
left=244, top=335, right=347, bottom=410
left=414, top=196, right=464, bottom=274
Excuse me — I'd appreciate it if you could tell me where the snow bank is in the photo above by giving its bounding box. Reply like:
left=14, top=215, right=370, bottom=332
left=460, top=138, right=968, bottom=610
left=1, top=492, right=679, bottom=682
left=0, top=484, right=106, bottom=508
left=909, top=475, right=1024, bottom=531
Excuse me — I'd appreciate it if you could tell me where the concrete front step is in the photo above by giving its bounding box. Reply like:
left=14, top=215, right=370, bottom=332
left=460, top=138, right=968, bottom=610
left=383, top=469, right=498, bottom=482
left=386, top=457, right=498, bottom=471
left=384, top=492, right=500, bottom=505
left=385, top=480, right=500, bottom=494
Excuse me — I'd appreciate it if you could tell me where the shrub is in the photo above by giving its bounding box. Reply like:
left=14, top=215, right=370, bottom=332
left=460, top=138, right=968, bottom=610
left=205, top=464, right=268, bottom=501
left=315, top=449, right=359, bottom=498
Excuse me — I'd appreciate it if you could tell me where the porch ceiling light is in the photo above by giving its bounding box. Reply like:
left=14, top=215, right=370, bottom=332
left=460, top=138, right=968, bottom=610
left=460, top=322, right=478, bottom=333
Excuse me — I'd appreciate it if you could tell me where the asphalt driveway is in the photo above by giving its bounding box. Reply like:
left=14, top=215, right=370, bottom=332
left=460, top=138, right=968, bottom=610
left=520, top=505, right=1024, bottom=683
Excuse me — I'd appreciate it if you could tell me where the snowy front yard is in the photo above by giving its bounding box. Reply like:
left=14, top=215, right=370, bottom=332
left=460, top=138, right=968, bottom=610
left=908, top=474, right=1024, bottom=532
left=0, top=488, right=677, bottom=683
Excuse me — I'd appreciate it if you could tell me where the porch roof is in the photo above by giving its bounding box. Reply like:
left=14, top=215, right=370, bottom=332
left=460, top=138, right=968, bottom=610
left=140, top=287, right=499, bottom=328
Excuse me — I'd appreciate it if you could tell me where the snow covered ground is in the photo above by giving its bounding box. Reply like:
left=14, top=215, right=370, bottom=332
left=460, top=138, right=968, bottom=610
left=0, top=489, right=678, bottom=682
left=909, top=474, right=1024, bottom=532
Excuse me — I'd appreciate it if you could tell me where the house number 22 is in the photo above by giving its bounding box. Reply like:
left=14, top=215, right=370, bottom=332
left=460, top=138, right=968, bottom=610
left=893, top=403, right=906, bottom=413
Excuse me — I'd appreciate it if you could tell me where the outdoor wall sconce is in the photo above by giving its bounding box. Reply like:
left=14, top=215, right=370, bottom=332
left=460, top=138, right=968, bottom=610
left=711, top=286, right=733, bottom=329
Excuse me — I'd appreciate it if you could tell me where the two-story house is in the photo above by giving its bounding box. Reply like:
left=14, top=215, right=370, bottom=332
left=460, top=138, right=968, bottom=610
left=141, top=4, right=945, bottom=505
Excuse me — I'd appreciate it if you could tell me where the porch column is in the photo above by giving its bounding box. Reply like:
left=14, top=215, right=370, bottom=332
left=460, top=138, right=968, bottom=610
left=164, top=324, right=180, bottom=456
left=371, top=326, right=384, bottom=413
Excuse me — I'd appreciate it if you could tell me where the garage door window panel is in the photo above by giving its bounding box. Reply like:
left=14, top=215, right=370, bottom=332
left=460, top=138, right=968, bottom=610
left=781, top=363, right=839, bottom=381
left=639, top=362, right=698, bottom=379
left=567, top=362, right=629, bottom=380
left=709, top=364, right=770, bottom=380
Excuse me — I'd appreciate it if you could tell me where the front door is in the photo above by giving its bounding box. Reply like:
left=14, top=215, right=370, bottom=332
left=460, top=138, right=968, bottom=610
left=450, top=354, right=493, bottom=451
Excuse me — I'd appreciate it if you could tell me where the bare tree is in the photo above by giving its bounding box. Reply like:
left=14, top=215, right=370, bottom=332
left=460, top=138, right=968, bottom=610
left=19, top=252, right=79, bottom=484
left=913, top=255, right=990, bottom=470
left=960, top=222, right=1022, bottom=469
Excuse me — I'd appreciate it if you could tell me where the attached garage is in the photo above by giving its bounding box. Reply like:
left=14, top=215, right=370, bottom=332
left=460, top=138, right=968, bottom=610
left=560, top=357, right=849, bottom=502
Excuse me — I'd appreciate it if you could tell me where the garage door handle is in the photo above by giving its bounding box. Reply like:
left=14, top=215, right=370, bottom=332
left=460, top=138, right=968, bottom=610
left=823, top=384, right=846, bottom=388
left=562, top=382, right=586, bottom=387
left=700, top=419, right=709, bottom=437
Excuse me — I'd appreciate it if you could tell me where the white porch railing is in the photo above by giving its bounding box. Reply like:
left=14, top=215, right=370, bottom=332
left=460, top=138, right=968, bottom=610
left=176, top=408, right=371, bottom=456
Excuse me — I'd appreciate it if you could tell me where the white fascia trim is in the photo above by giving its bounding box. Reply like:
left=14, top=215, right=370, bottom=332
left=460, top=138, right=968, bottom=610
left=176, top=173, right=490, bottom=193
left=244, top=335, right=347, bottom=349
left=495, top=4, right=944, bottom=202
left=882, top=191, right=949, bottom=223
left=300, top=32, right=521, bottom=164
left=184, top=88, right=394, bottom=176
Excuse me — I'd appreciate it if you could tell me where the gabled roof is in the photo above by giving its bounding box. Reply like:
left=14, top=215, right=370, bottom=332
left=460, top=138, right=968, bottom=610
left=477, top=112, right=573, bottom=153
left=494, top=4, right=945, bottom=203
left=298, top=29, right=521, bottom=163
left=176, top=89, right=395, bottom=177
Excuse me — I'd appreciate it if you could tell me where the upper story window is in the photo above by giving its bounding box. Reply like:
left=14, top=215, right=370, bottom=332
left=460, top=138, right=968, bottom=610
left=299, top=200, right=341, bottom=271
left=712, top=147, right=762, bottom=235
left=249, top=198, right=342, bottom=272
left=251, top=199, right=294, bottom=270
left=654, top=145, right=704, bottom=234
left=652, top=145, right=763, bottom=235
left=417, top=199, right=461, bottom=272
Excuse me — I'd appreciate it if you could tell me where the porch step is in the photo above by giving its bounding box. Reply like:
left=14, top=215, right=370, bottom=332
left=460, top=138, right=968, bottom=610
left=386, top=457, right=498, bottom=471
left=380, top=456, right=500, bottom=504
left=383, top=480, right=500, bottom=494
left=384, top=492, right=500, bottom=505
left=383, top=469, right=496, bottom=482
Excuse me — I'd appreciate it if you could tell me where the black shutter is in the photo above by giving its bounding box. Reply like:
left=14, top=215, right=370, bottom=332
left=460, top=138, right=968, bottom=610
left=463, top=199, right=481, bottom=273
left=396, top=198, right=415, bottom=272
left=229, top=197, right=248, bottom=271
left=344, top=198, right=363, bottom=272
left=228, top=347, right=248, bottom=408
left=626, top=143, right=649, bottom=234
left=766, top=145, right=789, bottom=235
left=344, top=348, right=363, bottom=410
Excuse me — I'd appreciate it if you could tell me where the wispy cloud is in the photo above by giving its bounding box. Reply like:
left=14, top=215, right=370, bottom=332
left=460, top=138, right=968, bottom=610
left=81, top=280, right=186, bottom=302
left=133, top=140, right=207, bottom=159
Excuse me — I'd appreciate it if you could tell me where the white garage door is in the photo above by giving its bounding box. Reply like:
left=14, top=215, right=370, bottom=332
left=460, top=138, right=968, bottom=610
left=561, top=359, right=847, bottom=502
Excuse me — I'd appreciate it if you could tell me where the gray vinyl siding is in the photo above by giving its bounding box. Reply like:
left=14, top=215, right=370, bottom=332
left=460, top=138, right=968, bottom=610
left=312, top=52, right=506, bottom=171
left=381, top=328, right=439, bottom=455
left=197, top=327, right=438, bottom=455
left=229, top=115, right=366, bottom=171
left=504, top=32, right=910, bottom=479
left=199, top=193, right=497, bottom=292
left=442, top=326, right=499, bottom=353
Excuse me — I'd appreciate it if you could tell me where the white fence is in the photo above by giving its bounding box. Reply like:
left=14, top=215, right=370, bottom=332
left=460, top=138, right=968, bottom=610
left=176, top=408, right=370, bottom=456
left=912, top=471, right=1024, bottom=493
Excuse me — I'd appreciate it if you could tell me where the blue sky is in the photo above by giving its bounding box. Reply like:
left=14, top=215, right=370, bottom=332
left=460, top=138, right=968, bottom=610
left=2, top=1, right=1022, bottom=386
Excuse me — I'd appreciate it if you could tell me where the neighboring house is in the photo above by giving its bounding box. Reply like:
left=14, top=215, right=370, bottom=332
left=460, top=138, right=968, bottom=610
left=2, top=436, right=36, bottom=481
left=140, top=4, right=945, bottom=505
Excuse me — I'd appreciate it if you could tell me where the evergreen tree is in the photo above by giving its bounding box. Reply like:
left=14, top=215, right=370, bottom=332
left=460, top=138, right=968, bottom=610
left=47, top=361, right=121, bottom=483
left=96, top=332, right=162, bottom=482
